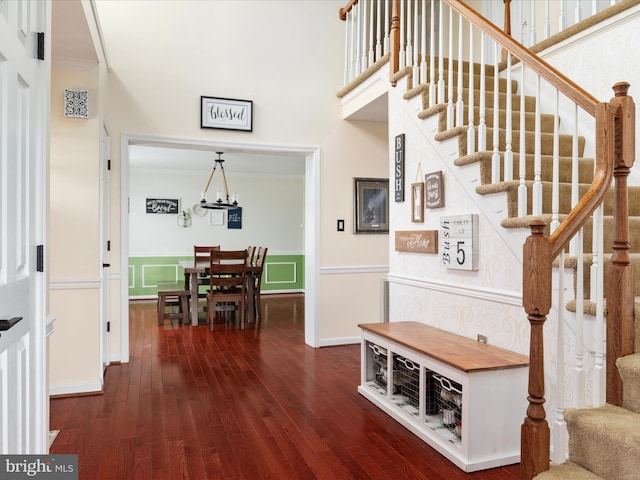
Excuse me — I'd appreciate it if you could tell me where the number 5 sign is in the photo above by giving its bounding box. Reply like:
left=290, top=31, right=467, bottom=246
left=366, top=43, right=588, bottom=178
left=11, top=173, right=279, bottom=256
left=439, top=214, right=479, bottom=271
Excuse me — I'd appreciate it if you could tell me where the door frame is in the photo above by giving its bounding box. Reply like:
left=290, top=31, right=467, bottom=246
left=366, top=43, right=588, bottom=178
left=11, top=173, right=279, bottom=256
left=119, top=134, right=321, bottom=362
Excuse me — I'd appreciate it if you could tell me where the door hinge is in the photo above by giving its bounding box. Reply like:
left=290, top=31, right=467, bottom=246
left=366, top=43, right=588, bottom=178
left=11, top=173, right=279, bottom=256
left=36, top=245, right=44, bottom=272
left=107, top=240, right=111, bottom=251
left=37, top=32, right=45, bottom=60
left=107, top=321, right=110, bottom=333
left=107, top=159, right=111, bottom=171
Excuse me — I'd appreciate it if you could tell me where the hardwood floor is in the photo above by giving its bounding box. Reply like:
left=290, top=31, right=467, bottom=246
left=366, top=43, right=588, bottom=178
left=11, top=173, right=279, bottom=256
left=50, top=294, right=521, bottom=479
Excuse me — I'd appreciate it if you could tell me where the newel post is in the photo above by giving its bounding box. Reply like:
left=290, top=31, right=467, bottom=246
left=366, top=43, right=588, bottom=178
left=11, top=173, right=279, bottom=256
left=521, top=220, right=551, bottom=480
left=389, top=0, right=400, bottom=85
left=606, top=81, right=636, bottom=405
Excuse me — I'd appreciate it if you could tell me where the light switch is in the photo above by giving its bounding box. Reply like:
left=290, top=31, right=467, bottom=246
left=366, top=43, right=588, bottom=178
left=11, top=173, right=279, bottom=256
left=337, top=219, right=345, bottom=231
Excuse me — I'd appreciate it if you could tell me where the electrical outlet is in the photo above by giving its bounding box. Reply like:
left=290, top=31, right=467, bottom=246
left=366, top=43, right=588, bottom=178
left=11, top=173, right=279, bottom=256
left=477, top=334, right=487, bottom=344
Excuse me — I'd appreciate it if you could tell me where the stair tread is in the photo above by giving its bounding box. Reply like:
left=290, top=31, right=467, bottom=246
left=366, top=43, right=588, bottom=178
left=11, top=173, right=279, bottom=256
left=566, top=404, right=640, bottom=434
left=565, top=405, right=640, bottom=480
left=534, top=461, right=604, bottom=480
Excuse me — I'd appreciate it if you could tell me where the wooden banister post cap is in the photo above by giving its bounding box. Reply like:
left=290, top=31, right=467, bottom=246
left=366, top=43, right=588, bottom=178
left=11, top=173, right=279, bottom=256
left=613, top=82, right=630, bottom=97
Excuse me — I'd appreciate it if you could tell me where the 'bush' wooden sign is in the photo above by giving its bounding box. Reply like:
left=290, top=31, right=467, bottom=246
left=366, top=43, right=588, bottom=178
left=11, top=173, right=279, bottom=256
left=395, top=230, right=438, bottom=253
left=439, top=214, right=478, bottom=270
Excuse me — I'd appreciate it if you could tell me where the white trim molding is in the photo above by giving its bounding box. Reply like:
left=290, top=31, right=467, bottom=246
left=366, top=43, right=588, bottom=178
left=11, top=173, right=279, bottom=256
left=387, top=273, right=522, bottom=307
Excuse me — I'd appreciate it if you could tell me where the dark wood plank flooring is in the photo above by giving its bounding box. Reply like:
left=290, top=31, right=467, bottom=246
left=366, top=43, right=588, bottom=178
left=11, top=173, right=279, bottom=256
left=50, top=294, right=521, bottom=479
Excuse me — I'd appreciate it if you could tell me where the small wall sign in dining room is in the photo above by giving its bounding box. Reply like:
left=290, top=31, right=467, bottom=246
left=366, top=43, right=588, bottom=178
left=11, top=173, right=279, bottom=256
left=200, top=96, right=253, bottom=132
left=146, top=198, right=180, bottom=214
left=228, top=207, right=242, bottom=229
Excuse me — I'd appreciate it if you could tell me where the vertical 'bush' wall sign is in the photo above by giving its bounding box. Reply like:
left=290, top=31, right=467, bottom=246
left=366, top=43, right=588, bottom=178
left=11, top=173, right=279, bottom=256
left=394, top=134, right=405, bottom=202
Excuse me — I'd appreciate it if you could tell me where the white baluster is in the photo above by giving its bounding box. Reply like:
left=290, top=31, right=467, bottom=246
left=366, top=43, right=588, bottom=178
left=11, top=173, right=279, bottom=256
left=361, top=0, right=369, bottom=72
left=375, top=0, right=382, bottom=59
left=575, top=0, right=583, bottom=24
left=592, top=203, right=606, bottom=407
left=491, top=42, right=500, bottom=184
left=343, top=10, right=350, bottom=85
left=551, top=89, right=560, bottom=229
left=412, top=0, right=420, bottom=85
left=368, top=0, right=375, bottom=66
left=466, top=25, right=475, bottom=155
left=530, top=1, right=537, bottom=46
left=429, top=0, right=436, bottom=107
left=446, top=8, right=454, bottom=129
left=384, top=0, right=390, bottom=54
left=399, top=0, right=406, bottom=69
left=575, top=226, right=586, bottom=408
left=455, top=14, right=464, bottom=127
left=406, top=0, right=413, bottom=71
left=420, top=0, right=427, bottom=85
left=504, top=53, right=513, bottom=180
left=559, top=0, right=565, bottom=32
left=437, top=2, right=445, bottom=104
left=477, top=32, right=486, bottom=152
left=552, top=247, right=569, bottom=463
left=354, top=2, right=362, bottom=77
left=544, top=0, right=551, bottom=40
left=532, top=75, right=542, bottom=216
left=518, top=64, right=527, bottom=217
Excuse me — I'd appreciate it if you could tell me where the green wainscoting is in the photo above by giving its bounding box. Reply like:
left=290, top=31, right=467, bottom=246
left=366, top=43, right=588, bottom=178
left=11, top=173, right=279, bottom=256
left=128, top=254, right=304, bottom=298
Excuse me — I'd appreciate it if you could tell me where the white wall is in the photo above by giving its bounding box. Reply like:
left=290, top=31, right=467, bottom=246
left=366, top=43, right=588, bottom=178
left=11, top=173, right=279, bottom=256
left=94, top=0, right=390, bottom=350
left=129, top=169, right=304, bottom=255
left=49, top=65, right=104, bottom=393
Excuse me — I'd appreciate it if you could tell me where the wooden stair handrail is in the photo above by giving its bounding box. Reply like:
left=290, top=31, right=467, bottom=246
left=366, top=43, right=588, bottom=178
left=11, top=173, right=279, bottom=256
left=444, top=0, right=599, bottom=117
left=338, top=0, right=358, bottom=20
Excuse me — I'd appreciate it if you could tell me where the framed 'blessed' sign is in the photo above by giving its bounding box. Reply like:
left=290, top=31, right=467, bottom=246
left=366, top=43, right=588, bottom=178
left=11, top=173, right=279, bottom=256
left=200, top=96, right=253, bottom=131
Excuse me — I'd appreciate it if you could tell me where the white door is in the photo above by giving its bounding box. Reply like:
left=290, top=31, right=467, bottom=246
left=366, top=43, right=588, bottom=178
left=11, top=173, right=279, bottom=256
left=100, top=123, right=111, bottom=371
left=0, top=1, right=49, bottom=453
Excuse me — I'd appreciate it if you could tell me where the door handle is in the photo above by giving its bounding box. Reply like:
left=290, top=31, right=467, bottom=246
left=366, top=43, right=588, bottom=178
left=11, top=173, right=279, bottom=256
left=103, top=263, right=111, bottom=268
left=0, top=316, right=23, bottom=331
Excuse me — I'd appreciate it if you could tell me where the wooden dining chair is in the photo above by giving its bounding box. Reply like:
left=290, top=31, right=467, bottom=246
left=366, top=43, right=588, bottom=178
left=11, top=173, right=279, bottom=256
left=252, top=247, right=268, bottom=326
left=192, top=245, right=220, bottom=321
left=206, top=249, right=248, bottom=331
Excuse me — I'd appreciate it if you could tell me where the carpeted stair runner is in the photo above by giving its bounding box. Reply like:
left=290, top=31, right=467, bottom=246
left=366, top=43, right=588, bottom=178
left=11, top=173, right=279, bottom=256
left=395, top=55, right=639, bottom=480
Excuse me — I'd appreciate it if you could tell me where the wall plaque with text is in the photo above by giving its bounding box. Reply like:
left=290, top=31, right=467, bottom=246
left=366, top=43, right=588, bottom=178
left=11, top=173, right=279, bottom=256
left=439, top=214, right=479, bottom=270
left=394, top=133, right=405, bottom=202
left=395, top=230, right=438, bottom=254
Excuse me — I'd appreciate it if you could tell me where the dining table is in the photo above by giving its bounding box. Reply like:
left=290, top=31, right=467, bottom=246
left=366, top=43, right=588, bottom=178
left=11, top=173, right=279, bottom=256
left=178, top=259, right=260, bottom=327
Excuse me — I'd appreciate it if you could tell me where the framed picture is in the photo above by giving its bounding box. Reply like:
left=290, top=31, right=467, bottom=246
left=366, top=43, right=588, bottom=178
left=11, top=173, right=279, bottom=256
left=425, top=170, right=444, bottom=208
left=354, top=177, right=389, bottom=234
left=146, top=198, right=180, bottom=214
left=200, top=96, right=253, bottom=132
left=411, top=182, right=424, bottom=222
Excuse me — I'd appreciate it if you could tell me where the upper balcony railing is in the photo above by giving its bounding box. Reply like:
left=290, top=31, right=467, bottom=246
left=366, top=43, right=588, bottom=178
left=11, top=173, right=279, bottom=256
left=339, top=0, right=629, bottom=88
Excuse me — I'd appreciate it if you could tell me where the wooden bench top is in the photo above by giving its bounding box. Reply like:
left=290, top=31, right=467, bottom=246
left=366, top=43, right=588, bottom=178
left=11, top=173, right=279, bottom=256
left=359, top=321, right=529, bottom=373
left=157, top=281, right=189, bottom=294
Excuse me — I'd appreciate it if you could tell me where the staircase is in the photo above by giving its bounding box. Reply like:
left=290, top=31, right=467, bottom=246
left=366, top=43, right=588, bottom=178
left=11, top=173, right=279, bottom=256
left=337, top=1, right=638, bottom=478
left=393, top=54, right=639, bottom=480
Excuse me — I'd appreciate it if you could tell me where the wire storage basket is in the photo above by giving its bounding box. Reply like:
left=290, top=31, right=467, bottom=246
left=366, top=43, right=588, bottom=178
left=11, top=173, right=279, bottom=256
left=424, top=368, right=439, bottom=415
left=394, top=355, right=420, bottom=408
left=434, top=373, right=463, bottom=439
left=367, top=342, right=389, bottom=392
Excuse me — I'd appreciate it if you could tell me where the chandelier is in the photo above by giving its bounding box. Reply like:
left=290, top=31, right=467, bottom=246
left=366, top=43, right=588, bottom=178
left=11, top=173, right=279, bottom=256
left=200, top=152, right=240, bottom=210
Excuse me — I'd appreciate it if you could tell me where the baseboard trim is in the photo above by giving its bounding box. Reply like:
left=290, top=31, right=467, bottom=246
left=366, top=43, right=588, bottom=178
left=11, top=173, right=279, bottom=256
left=317, top=336, right=361, bottom=347
left=50, top=382, right=103, bottom=397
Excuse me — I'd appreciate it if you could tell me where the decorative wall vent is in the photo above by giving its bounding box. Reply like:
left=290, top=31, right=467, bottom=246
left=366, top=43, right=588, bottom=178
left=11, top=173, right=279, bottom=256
left=63, top=89, right=89, bottom=118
